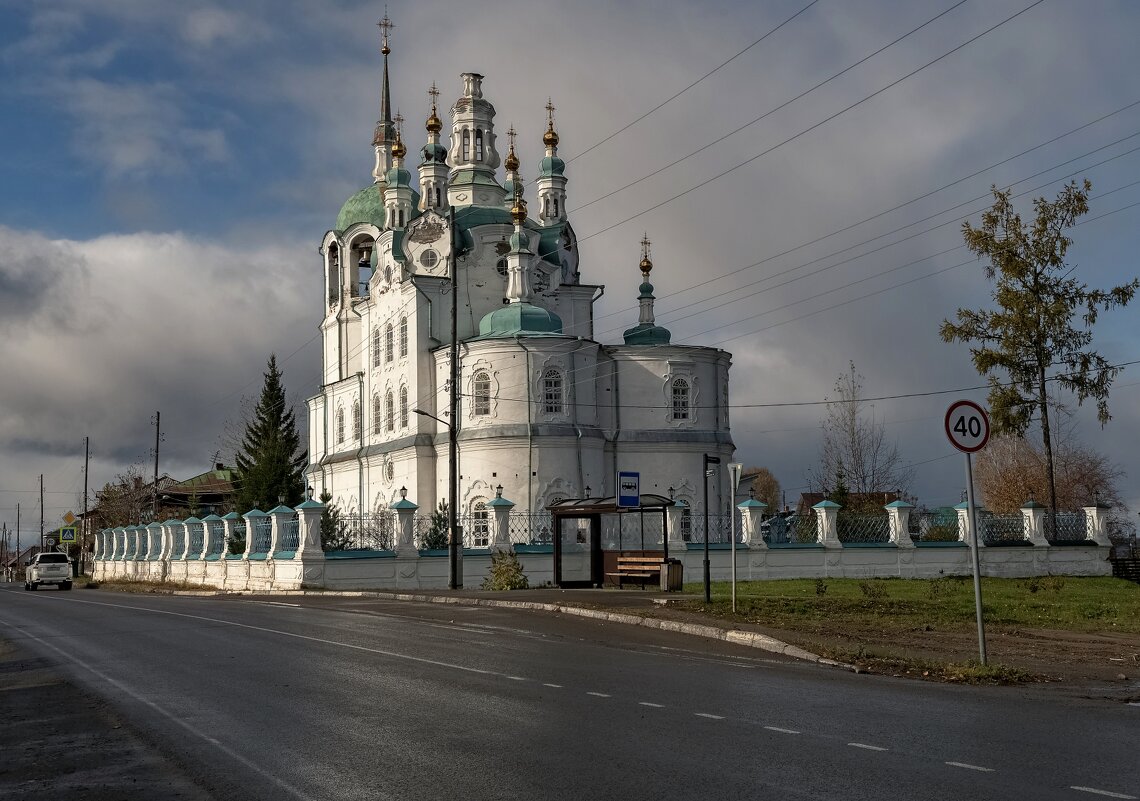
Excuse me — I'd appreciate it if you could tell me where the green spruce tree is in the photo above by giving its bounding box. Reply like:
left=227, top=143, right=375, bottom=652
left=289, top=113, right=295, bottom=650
left=234, top=355, right=307, bottom=512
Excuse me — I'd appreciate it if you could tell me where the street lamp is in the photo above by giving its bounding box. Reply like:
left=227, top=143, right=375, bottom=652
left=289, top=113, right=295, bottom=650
left=414, top=407, right=461, bottom=589
left=703, top=454, right=720, bottom=603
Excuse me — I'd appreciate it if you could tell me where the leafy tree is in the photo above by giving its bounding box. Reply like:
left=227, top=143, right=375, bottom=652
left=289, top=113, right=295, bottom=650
left=319, top=491, right=352, bottom=551
left=941, top=180, right=1138, bottom=520
left=745, top=467, right=781, bottom=510
left=422, top=500, right=449, bottom=550
left=233, top=355, right=306, bottom=513
left=808, top=362, right=913, bottom=503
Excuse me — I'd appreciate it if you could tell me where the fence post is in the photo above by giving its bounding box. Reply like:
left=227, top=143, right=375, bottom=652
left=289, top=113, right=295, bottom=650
left=294, top=500, right=326, bottom=559
left=666, top=501, right=688, bottom=552
left=488, top=490, right=515, bottom=552
left=1083, top=503, right=1112, bottom=546
left=392, top=494, right=419, bottom=557
left=738, top=497, right=768, bottom=548
left=813, top=500, right=841, bottom=549
left=267, top=505, right=293, bottom=557
left=955, top=502, right=984, bottom=547
left=885, top=500, right=915, bottom=548
left=1020, top=500, right=1048, bottom=546
left=242, top=510, right=265, bottom=560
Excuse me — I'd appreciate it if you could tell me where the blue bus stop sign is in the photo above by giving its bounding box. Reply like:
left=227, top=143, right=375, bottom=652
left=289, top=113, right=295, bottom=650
left=618, top=472, right=640, bottom=508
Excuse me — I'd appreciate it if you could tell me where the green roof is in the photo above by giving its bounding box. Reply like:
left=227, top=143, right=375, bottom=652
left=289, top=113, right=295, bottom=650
left=623, top=323, right=671, bottom=345
left=539, top=155, right=565, bottom=177
left=478, top=302, right=563, bottom=337
left=336, top=183, right=385, bottom=231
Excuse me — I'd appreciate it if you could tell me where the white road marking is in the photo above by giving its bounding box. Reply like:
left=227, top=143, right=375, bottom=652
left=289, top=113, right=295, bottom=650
left=543, top=683, right=562, bottom=688
left=848, top=743, right=887, bottom=751
left=587, top=691, right=611, bottom=698
left=946, top=761, right=995, bottom=773
left=638, top=702, right=664, bottom=708
left=695, top=713, right=724, bottom=720
left=1070, top=787, right=1138, bottom=799
left=764, top=726, right=801, bottom=735
left=261, top=602, right=301, bottom=608
left=506, top=676, right=526, bottom=681
left=0, top=621, right=318, bottom=801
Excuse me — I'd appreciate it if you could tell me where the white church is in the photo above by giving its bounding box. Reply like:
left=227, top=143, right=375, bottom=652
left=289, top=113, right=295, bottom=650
left=306, top=19, right=735, bottom=541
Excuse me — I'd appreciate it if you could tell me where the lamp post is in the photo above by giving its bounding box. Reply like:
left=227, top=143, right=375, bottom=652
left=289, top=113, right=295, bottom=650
left=414, top=407, right=460, bottom=589
left=703, top=454, right=720, bottom=603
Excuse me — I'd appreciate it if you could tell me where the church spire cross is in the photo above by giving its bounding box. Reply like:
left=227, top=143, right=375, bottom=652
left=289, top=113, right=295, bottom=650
left=378, top=9, right=394, bottom=55
left=545, top=98, right=555, bottom=127
left=639, top=233, right=653, bottom=275
left=428, top=82, right=439, bottom=112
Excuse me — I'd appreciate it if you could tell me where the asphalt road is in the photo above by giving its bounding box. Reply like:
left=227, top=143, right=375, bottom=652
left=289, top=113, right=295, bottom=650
left=1, top=584, right=1137, bottom=801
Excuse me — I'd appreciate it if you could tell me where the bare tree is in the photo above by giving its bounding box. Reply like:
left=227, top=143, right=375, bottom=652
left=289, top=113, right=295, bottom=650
left=808, top=362, right=913, bottom=505
left=975, top=432, right=1124, bottom=514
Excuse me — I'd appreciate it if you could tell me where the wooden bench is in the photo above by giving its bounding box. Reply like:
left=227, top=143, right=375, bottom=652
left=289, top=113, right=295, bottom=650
left=606, top=555, right=663, bottom=588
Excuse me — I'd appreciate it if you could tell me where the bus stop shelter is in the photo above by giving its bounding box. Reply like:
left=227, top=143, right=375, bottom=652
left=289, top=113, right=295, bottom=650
left=547, top=494, right=675, bottom=588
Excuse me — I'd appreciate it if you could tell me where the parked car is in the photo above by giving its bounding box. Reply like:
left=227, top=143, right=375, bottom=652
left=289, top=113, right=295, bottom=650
left=25, top=552, right=72, bottom=591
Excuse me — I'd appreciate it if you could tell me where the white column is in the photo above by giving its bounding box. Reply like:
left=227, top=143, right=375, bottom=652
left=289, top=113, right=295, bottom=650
left=392, top=495, right=419, bottom=558
left=488, top=491, right=515, bottom=552
left=268, top=506, right=292, bottom=557
left=738, top=499, right=768, bottom=549
left=294, top=500, right=325, bottom=560
left=1083, top=505, right=1112, bottom=546
left=1021, top=502, right=1048, bottom=546
left=814, top=501, right=841, bottom=549
left=885, top=501, right=915, bottom=549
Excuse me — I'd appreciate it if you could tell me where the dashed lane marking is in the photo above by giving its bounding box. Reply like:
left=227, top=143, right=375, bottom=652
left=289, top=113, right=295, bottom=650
left=848, top=743, right=887, bottom=751
left=764, top=726, right=801, bottom=735
left=695, top=713, right=724, bottom=720
left=1070, top=788, right=1137, bottom=799
left=543, top=683, right=562, bottom=688
left=506, top=676, right=526, bottom=681
left=587, top=692, right=611, bottom=698
left=946, top=762, right=995, bottom=773
left=639, top=702, right=665, bottom=708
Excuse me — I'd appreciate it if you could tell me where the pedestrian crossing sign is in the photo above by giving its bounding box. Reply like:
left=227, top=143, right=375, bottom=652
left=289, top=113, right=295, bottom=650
left=60, top=526, right=77, bottom=543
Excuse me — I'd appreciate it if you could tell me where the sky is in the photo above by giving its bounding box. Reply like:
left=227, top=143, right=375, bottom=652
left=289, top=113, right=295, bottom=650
left=2, top=0, right=1140, bottom=542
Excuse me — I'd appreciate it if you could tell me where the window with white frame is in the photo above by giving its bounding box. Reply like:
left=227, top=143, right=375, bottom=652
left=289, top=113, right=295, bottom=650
left=386, top=391, right=394, bottom=431
left=399, top=316, right=408, bottom=357
left=681, top=508, right=692, bottom=542
left=475, top=130, right=484, bottom=162
left=372, top=328, right=381, bottom=368
left=671, top=378, right=691, bottom=421
left=462, top=129, right=470, bottom=161
left=352, top=401, right=361, bottom=441
left=372, top=395, right=382, bottom=435
left=472, top=500, right=489, bottom=547
left=385, top=323, right=394, bottom=363
left=399, top=386, right=408, bottom=428
left=336, top=409, right=345, bottom=444
left=542, top=368, right=563, bottom=414
left=473, top=371, right=491, bottom=416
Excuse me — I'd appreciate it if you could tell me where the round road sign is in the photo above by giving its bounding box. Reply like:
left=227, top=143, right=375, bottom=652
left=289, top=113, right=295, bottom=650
left=945, top=400, right=990, bottom=453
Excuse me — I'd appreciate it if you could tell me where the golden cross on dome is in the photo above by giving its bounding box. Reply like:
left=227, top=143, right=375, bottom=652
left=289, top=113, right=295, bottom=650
left=428, top=82, right=439, bottom=111
left=545, top=98, right=556, bottom=127
left=641, top=233, right=651, bottom=261
left=395, top=110, right=404, bottom=135
left=507, top=125, right=517, bottom=149
left=378, top=9, right=394, bottom=53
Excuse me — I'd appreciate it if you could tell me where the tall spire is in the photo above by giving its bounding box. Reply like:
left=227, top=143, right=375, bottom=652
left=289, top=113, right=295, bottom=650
left=372, top=11, right=397, bottom=183
left=419, top=83, right=449, bottom=212
left=536, top=97, right=567, bottom=225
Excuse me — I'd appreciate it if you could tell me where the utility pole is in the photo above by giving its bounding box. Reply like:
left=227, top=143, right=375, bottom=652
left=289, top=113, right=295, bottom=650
left=153, top=412, right=161, bottom=523
left=81, top=436, right=89, bottom=577
left=40, top=473, right=44, bottom=551
left=447, top=205, right=462, bottom=590
left=15, top=503, right=20, bottom=575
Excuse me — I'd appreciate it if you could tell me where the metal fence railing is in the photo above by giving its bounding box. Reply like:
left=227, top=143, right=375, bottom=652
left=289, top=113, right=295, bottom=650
left=979, top=512, right=1027, bottom=546
left=507, top=512, right=555, bottom=545
left=461, top=514, right=492, bottom=548
left=187, top=521, right=204, bottom=558
left=687, top=514, right=736, bottom=544
left=763, top=512, right=818, bottom=544
left=207, top=520, right=226, bottom=556
left=250, top=517, right=273, bottom=554
left=171, top=524, right=186, bottom=559
left=836, top=513, right=890, bottom=544
left=910, top=510, right=960, bottom=542
left=1043, top=512, right=1087, bottom=544
left=278, top=516, right=300, bottom=552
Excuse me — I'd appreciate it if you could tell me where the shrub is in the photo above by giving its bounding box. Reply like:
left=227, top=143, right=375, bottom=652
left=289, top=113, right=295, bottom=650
left=422, top=500, right=450, bottom=550
left=859, top=580, right=887, bottom=600
left=814, top=578, right=827, bottom=596
left=482, top=549, right=529, bottom=591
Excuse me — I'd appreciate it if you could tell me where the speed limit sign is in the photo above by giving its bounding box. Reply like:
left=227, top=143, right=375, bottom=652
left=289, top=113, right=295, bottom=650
left=945, top=400, right=990, bottom=453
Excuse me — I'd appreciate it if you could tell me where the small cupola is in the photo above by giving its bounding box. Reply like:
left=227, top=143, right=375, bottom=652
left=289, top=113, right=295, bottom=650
left=623, top=234, right=671, bottom=345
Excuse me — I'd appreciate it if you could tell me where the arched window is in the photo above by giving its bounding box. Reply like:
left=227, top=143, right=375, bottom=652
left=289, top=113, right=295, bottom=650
left=352, top=401, right=361, bottom=440
left=462, top=129, right=470, bottom=161
left=336, top=408, right=345, bottom=444
left=385, top=323, right=394, bottom=363
left=399, top=316, right=408, bottom=358
left=553, top=197, right=559, bottom=217
left=671, top=378, right=690, bottom=421
left=327, top=244, right=340, bottom=303
left=372, top=395, right=382, bottom=435
left=386, top=391, right=394, bottom=431
left=398, top=208, right=405, bottom=228
left=473, top=371, right=491, bottom=416
left=542, top=369, right=563, bottom=414
left=474, top=130, right=484, bottom=162
left=471, top=500, right=489, bottom=547
left=681, top=508, right=692, bottom=542
left=371, top=328, right=381, bottom=368
left=399, top=385, right=408, bottom=428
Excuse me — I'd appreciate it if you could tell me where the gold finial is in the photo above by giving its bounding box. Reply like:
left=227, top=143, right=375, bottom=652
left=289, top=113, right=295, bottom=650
left=426, top=83, right=442, bottom=133
left=510, top=180, right=527, bottom=225
left=543, top=97, right=559, bottom=148
left=505, top=125, right=519, bottom=172
left=393, top=111, right=406, bottom=159
left=378, top=9, right=394, bottom=55
left=639, top=234, right=653, bottom=274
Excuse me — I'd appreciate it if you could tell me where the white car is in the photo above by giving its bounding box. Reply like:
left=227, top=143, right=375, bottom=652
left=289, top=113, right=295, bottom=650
left=25, top=552, right=73, bottom=591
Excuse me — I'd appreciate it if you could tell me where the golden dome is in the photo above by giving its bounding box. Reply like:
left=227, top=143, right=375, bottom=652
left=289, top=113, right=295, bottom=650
left=543, top=125, right=559, bottom=148
left=393, top=136, right=407, bottom=159
left=426, top=112, right=442, bottom=134
left=639, top=256, right=653, bottom=273
left=510, top=196, right=528, bottom=225
left=505, top=146, right=519, bottom=172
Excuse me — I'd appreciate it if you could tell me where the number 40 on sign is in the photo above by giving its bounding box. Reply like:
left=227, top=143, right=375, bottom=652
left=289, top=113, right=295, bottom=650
left=945, top=400, right=990, bottom=453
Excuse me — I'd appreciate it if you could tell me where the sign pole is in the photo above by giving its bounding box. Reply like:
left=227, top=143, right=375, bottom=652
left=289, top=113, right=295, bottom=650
left=963, top=452, right=987, bottom=665
left=728, top=462, right=743, bottom=613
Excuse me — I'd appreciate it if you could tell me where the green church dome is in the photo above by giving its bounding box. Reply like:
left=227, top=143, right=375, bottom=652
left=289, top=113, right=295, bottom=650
left=540, top=155, right=565, bottom=177
left=335, top=184, right=385, bottom=231
left=478, top=302, right=563, bottom=337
